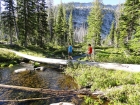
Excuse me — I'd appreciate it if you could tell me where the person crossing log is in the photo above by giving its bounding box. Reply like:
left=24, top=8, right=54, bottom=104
left=1, top=48, right=140, bottom=72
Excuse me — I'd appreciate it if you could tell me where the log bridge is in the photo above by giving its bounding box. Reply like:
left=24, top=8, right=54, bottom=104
left=1, top=48, right=140, bottom=72
left=11, top=50, right=68, bottom=65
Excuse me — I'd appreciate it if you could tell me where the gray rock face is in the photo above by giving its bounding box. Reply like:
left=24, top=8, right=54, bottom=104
left=66, top=2, right=118, bottom=40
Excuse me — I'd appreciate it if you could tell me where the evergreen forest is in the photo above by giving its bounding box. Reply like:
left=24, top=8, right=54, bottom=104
left=0, top=0, right=140, bottom=105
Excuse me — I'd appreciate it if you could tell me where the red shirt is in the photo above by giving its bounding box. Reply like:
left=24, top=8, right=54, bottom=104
left=88, top=46, right=92, bottom=54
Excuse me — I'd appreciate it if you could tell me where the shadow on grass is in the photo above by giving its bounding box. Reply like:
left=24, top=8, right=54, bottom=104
left=0, top=44, right=85, bottom=60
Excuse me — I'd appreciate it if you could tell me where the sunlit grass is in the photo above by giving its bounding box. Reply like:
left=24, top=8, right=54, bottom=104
left=65, top=65, right=140, bottom=104
left=80, top=47, right=140, bottom=64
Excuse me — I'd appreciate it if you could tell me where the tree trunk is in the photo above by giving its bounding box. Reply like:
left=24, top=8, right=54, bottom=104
left=24, top=0, right=27, bottom=47
left=9, top=25, right=13, bottom=45
left=0, top=0, right=1, bottom=39
left=10, top=0, right=19, bottom=42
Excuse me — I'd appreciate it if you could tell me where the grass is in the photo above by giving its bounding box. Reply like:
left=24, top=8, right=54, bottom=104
left=65, top=65, right=140, bottom=105
left=80, top=47, right=140, bottom=64
left=107, top=84, right=140, bottom=105
left=0, top=48, right=21, bottom=67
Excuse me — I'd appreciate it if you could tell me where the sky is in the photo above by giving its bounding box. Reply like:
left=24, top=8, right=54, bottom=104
left=54, top=0, right=126, bottom=6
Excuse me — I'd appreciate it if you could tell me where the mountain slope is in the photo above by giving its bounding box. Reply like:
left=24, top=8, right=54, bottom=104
left=66, top=2, right=118, bottom=40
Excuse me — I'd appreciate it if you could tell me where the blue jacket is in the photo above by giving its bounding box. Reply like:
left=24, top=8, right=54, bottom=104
left=68, top=45, right=72, bottom=53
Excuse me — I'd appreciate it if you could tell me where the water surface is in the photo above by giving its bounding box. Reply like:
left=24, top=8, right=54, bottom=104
left=0, top=64, right=83, bottom=105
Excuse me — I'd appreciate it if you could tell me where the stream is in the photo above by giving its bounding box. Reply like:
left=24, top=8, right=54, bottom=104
left=0, top=63, right=85, bottom=105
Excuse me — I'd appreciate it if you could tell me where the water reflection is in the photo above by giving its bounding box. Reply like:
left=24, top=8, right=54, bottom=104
left=11, top=71, right=46, bottom=88
left=58, top=75, right=79, bottom=90
left=0, top=65, right=78, bottom=90
left=0, top=68, right=12, bottom=84
left=0, top=64, right=82, bottom=105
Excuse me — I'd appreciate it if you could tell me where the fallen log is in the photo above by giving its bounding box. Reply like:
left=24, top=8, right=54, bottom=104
left=10, top=50, right=68, bottom=65
left=1, top=84, right=135, bottom=97
left=0, top=84, right=76, bottom=96
left=0, top=97, right=51, bottom=102
left=0, top=96, right=73, bottom=102
left=1, top=48, right=140, bottom=72
left=0, top=84, right=103, bottom=97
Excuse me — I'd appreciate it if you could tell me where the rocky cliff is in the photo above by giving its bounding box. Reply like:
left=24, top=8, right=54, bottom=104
left=66, top=2, right=119, bottom=40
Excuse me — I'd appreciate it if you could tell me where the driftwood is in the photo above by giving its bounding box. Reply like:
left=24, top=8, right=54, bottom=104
left=0, top=84, right=102, bottom=103
left=0, top=84, right=76, bottom=96
left=1, top=84, right=134, bottom=97
left=0, top=96, right=73, bottom=102
left=0, top=84, right=136, bottom=103
left=0, top=97, right=51, bottom=102
left=0, top=84, right=103, bottom=97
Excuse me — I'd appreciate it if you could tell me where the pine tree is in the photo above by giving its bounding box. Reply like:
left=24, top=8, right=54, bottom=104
left=17, top=0, right=35, bottom=46
left=108, top=21, right=115, bottom=46
left=114, top=3, right=123, bottom=48
left=55, top=3, right=68, bottom=46
left=55, top=3, right=63, bottom=45
left=17, top=0, right=48, bottom=47
left=129, top=0, right=140, bottom=54
left=47, top=0, right=55, bottom=42
left=119, top=0, right=139, bottom=47
left=86, top=0, right=103, bottom=46
left=37, top=0, right=48, bottom=47
left=62, top=5, right=68, bottom=45
left=0, top=0, right=2, bottom=38
left=52, top=8, right=57, bottom=44
left=129, top=9, right=140, bottom=54
left=68, top=10, right=73, bottom=44
left=2, top=0, right=16, bottom=44
left=129, top=25, right=140, bottom=55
